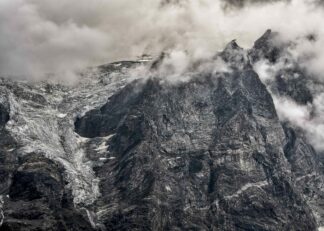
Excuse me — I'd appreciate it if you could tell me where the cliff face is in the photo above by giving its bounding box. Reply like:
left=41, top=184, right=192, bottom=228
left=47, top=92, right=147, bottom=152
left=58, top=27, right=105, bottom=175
left=0, top=31, right=324, bottom=231
left=249, top=30, right=324, bottom=227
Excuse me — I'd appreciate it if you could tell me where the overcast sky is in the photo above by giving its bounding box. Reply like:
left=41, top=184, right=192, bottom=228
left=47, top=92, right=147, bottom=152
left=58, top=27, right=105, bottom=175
left=0, top=0, right=323, bottom=80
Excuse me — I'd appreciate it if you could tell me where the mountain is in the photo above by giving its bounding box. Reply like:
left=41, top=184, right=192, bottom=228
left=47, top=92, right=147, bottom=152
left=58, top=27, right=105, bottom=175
left=0, top=30, right=324, bottom=231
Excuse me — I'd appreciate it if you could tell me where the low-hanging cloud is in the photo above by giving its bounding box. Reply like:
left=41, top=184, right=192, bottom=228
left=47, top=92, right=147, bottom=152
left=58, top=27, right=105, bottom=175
left=1, top=0, right=324, bottom=81
left=1, top=0, right=324, bottom=152
left=272, top=94, right=324, bottom=151
left=253, top=55, right=324, bottom=152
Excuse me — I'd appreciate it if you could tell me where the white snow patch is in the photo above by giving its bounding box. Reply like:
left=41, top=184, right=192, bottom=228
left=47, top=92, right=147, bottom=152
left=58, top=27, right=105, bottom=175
left=57, top=113, right=67, bottom=118
left=196, top=173, right=204, bottom=178
left=138, top=59, right=152, bottom=62
left=95, top=142, right=108, bottom=153
left=225, top=180, right=268, bottom=200
left=94, top=134, right=115, bottom=153
left=296, top=172, right=317, bottom=182
left=76, top=135, right=89, bottom=144
left=86, top=209, right=97, bottom=228
left=165, top=185, right=172, bottom=192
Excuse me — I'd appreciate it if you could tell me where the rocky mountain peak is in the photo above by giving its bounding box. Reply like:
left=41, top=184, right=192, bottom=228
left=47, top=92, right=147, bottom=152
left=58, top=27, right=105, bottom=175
left=0, top=30, right=324, bottom=231
left=249, top=29, right=282, bottom=63
left=219, top=40, right=251, bottom=71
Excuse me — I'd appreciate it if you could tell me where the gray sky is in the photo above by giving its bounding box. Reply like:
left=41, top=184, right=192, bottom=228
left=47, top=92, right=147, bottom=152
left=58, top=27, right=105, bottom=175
left=0, top=0, right=323, bottom=80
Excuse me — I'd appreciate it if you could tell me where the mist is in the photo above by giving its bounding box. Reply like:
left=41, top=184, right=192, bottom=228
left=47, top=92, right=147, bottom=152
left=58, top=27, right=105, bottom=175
left=253, top=54, right=324, bottom=152
left=0, top=0, right=324, bottom=81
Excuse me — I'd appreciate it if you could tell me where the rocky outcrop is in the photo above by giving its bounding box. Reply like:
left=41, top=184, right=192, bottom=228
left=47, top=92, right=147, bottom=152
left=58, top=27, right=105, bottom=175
left=0, top=83, right=94, bottom=231
left=283, top=124, right=324, bottom=225
left=249, top=29, right=315, bottom=105
left=1, top=153, right=95, bottom=231
left=75, top=44, right=318, bottom=230
left=248, top=29, right=283, bottom=64
left=249, top=29, right=324, bottom=227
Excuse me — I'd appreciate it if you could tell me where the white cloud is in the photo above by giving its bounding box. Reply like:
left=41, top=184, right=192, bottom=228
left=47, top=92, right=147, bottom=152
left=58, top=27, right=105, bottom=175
left=273, top=96, right=311, bottom=125
left=1, top=0, right=324, bottom=81
left=261, top=77, right=324, bottom=151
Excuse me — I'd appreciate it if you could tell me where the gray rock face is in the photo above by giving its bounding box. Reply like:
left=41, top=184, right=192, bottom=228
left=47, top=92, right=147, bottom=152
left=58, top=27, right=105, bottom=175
left=0, top=93, right=94, bottom=230
left=2, top=154, right=95, bottom=231
left=249, top=29, right=324, bottom=226
left=74, top=64, right=317, bottom=230
left=283, top=124, right=324, bottom=224
left=248, top=29, right=283, bottom=64
left=249, top=29, right=314, bottom=105
left=1, top=31, right=324, bottom=230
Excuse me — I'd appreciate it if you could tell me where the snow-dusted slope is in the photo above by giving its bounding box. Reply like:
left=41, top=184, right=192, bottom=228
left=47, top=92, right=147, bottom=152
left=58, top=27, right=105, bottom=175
left=13, top=62, right=147, bottom=201
left=0, top=61, right=147, bottom=230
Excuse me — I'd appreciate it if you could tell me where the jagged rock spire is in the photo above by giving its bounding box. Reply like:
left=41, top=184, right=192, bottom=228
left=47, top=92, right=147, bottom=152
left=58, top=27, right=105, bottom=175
left=219, top=39, right=251, bottom=70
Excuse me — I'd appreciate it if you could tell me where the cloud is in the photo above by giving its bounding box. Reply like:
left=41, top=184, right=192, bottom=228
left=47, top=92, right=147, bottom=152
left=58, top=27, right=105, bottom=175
left=273, top=94, right=324, bottom=151
left=253, top=57, right=324, bottom=151
left=273, top=96, right=311, bottom=125
left=0, top=0, right=324, bottom=82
